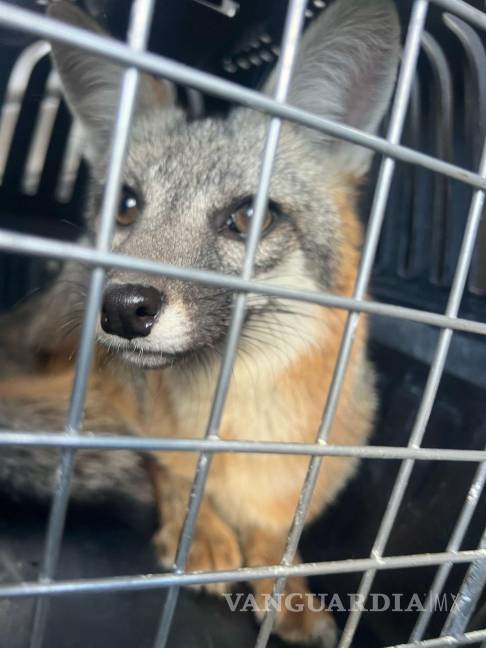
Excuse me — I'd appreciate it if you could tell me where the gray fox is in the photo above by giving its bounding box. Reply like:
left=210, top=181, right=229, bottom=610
left=0, top=0, right=400, bottom=644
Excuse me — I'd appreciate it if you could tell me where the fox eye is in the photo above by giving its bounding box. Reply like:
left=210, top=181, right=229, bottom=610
left=226, top=199, right=275, bottom=239
left=117, top=185, right=140, bottom=227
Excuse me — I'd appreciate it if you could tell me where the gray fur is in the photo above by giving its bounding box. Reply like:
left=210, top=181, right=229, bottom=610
left=0, top=401, right=153, bottom=508
left=0, top=257, right=89, bottom=369
left=266, top=0, right=401, bottom=172
left=0, top=0, right=400, bottom=502
left=47, top=2, right=175, bottom=161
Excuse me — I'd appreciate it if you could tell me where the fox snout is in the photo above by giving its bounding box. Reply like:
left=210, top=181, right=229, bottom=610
left=97, top=278, right=202, bottom=368
left=101, top=284, right=164, bottom=340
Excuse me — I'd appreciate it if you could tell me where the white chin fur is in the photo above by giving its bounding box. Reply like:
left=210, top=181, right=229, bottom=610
left=120, top=350, right=175, bottom=369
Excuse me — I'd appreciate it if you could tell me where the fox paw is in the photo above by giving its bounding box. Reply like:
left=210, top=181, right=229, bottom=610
left=153, top=516, right=243, bottom=595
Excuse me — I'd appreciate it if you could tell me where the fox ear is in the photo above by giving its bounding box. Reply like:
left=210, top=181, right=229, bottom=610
left=265, top=0, right=400, bottom=174
left=47, top=2, right=175, bottom=159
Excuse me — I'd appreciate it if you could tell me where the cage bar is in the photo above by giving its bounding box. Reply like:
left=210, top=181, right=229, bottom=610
left=338, top=136, right=486, bottom=648
left=0, top=431, right=486, bottom=463
left=256, top=2, right=430, bottom=646
left=153, top=1, right=309, bottom=644
left=339, top=130, right=486, bottom=648
left=26, top=2, right=156, bottom=647
left=387, top=627, right=486, bottom=648
left=411, top=456, right=486, bottom=641
left=0, top=548, right=485, bottom=600
left=3, top=230, right=486, bottom=336
left=441, top=525, right=486, bottom=637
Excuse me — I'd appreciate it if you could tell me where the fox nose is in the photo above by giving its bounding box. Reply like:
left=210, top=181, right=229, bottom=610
left=101, top=284, right=163, bottom=340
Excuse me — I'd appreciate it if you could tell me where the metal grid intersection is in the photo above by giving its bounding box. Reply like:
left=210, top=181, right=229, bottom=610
left=0, top=1, right=485, bottom=648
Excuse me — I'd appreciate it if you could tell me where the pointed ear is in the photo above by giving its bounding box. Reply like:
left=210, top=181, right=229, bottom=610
left=265, top=0, right=400, bottom=175
left=47, top=2, right=176, bottom=159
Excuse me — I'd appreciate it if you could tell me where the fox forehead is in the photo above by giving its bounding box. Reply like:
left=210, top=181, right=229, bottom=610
left=91, top=106, right=344, bottom=291
left=88, top=106, right=343, bottom=293
left=120, top=107, right=331, bottom=219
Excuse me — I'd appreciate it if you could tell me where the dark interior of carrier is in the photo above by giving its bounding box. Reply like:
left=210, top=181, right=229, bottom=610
left=0, top=1, right=485, bottom=646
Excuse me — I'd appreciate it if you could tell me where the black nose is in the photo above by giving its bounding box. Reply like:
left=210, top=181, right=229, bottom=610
left=101, top=284, right=163, bottom=340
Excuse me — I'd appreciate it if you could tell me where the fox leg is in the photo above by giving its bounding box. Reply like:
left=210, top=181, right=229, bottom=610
left=242, top=527, right=337, bottom=648
left=151, top=463, right=243, bottom=594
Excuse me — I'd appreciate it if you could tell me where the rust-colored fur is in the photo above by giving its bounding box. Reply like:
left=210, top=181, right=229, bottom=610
left=0, top=185, right=375, bottom=645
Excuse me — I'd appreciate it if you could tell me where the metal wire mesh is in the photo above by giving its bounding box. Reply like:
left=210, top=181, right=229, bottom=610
left=0, top=1, right=485, bottom=647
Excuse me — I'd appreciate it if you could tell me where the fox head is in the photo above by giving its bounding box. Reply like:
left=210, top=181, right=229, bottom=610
left=49, top=0, right=400, bottom=369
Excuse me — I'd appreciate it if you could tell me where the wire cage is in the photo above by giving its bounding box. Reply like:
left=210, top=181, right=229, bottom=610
left=0, top=0, right=485, bottom=647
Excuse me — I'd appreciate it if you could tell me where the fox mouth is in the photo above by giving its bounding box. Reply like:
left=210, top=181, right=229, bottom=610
left=97, top=333, right=196, bottom=369
left=119, top=346, right=194, bottom=369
